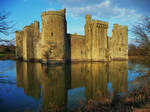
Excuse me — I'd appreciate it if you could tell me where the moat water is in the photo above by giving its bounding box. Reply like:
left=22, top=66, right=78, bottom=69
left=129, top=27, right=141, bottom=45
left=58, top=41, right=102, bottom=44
left=0, top=60, right=150, bottom=111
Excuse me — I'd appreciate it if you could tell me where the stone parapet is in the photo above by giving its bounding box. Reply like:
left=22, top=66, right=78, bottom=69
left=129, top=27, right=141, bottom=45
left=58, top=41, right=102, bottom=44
left=41, top=9, right=66, bottom=17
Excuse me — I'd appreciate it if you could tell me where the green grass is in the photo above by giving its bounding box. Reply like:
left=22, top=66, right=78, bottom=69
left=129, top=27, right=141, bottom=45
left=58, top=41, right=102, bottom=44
left=0, top=53, right=15, bottom=56
left=0, top=53, right=16, bottom=60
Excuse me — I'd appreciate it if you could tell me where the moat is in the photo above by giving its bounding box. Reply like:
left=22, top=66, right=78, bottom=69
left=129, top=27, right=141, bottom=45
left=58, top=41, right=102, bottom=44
left=0, top=59, right=149, bottom=111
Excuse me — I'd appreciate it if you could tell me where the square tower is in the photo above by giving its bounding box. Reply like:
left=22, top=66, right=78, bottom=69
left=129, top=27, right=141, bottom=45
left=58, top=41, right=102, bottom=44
left=84, top=15, right=108, bottom=61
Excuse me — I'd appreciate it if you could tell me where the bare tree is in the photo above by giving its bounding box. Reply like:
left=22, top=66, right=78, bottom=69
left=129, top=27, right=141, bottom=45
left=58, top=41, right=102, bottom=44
left=131, top=15, right=150, bottom=56
left=0, top=11, right=14, bottom=35
left=132, top=16, right=150, bottom=43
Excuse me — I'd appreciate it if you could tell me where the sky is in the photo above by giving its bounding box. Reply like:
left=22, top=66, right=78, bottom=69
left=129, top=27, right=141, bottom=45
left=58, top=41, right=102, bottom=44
left=0, top=0, right=150, bottom=44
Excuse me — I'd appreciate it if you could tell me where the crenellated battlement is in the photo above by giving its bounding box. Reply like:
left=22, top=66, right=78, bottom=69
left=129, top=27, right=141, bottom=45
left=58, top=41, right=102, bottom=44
left=87, top=23, right=108, bottom=29
left=113, top=24, right=128, bottom=31
left=85, top=14, right=108, bottom=29
left=92, top=20, right=108, bottom=25
left=41, top=9, right=66, bottom=17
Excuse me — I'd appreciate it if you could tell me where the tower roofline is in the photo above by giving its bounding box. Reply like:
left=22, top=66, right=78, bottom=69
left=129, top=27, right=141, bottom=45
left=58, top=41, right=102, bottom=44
left=91, top=20, right=108, bottom=25
left=41, top=8, right=66, bottom=17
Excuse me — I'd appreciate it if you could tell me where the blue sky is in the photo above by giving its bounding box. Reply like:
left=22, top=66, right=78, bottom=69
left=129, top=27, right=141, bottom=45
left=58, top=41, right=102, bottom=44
left=0, top=0, right=150, bottom=44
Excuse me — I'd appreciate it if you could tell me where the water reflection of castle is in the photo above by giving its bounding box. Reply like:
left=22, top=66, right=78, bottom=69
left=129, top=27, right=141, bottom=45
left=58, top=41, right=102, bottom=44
left=16, top=61, right=128, bottom=110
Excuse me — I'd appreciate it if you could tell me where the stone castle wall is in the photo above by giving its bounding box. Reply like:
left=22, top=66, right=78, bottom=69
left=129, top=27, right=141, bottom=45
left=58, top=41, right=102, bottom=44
left=84, top=15, right=109, bottom=61
left=109, top=24, right=128, bottom=60
left=16, top=9, right=128, bottom=63
left=16, top=21, right=41, bottom=61
left=16, top=31, right=23, bottom=59
left=70, top=34, right=86, bottom=61
left=41, top=9, right=67, bottom=63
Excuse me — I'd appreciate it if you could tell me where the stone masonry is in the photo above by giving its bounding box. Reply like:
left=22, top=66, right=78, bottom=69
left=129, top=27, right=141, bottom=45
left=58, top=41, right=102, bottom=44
left=15, top=8, right=128, bottom=63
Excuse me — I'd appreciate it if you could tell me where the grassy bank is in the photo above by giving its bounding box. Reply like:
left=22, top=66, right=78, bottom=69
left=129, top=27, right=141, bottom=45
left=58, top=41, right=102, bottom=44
left=0, top=45, right=16, bottom=60
left=0, top=53, right=16, bottom=60
left=128, top=56, right=150, bottom=60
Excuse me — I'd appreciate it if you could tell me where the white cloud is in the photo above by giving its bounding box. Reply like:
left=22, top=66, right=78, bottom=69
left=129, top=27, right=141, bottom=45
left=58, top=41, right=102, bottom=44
left=46, top=0, right=142, bottom=20
left=46, top=0, right=143, bottom=37
left=65, top=0, right=142, bottom=20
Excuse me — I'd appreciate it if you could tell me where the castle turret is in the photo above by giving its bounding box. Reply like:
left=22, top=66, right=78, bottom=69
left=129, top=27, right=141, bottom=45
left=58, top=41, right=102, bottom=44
left=22, top=26, right=29, bottom=60
left=84, top=14, right=108, bottom=61
left=111, top=24, right=128, bottom=60
left=85, top=14, right=91, bottom=24
left=41, top=9, right=67, bottom=63
left=32, top=21, right=41, bottom=60
left=16, top=31, right=23, bottom=59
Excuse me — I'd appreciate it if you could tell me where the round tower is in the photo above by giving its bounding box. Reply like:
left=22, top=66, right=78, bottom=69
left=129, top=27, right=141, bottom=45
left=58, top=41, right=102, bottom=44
left=41, top=9, right=67, bottom=63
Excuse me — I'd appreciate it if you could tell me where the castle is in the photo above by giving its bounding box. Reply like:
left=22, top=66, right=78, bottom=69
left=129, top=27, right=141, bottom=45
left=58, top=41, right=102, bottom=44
left=16, top=8, right=128, bottom=63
